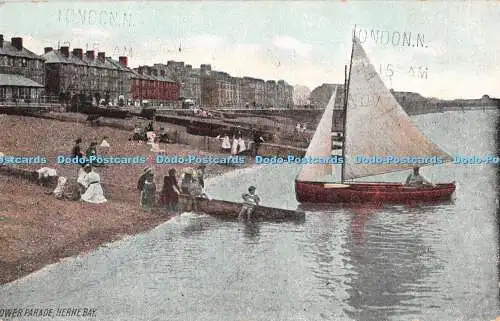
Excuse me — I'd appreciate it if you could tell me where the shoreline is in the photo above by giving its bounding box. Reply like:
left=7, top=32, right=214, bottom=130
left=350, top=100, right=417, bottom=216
left=0, top=115, right=253, bottom=285
left=0, top=168, right=245, bottom=286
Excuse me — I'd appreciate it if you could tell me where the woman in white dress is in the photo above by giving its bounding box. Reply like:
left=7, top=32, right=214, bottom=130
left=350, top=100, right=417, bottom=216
left=230, top=136, right=239, bottom=155
left=81, top=169, right=107, bottom=204
left=237, top=137, right=246, bottom=154
left=220, top=134, right=231, bottom=152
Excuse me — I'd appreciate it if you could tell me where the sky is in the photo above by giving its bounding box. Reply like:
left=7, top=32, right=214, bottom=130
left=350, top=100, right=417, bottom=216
left=0, top=1, right=499, bottom=99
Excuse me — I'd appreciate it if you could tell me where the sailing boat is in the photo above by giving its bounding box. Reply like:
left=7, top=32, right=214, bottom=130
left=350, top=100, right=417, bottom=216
left=295, top=34, right=456, bottom=204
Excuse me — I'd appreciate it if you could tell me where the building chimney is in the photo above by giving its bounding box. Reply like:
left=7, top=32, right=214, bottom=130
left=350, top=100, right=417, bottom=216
left=72, top=48, right=83, bottom=60
left=118, top=56, right=128, bottom=67
left=86, top=50, right=95, bottom=61
left=11, top=37, right=23, bottom=51
left=0, top=35, right=3, bottom=48
left=44, top=47, right=53, bottom=54
left=97, top=52, right=105, bottom=62
left=60, top=46, right=70, bottom=58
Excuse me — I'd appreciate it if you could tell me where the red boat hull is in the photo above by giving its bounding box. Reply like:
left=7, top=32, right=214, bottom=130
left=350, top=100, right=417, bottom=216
left=295, top=180, right=456, bottom=204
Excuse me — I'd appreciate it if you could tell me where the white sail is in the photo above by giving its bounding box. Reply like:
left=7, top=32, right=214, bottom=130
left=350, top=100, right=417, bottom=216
left=343, top=37, right=453, bottom=180
left=297, top=87, right=338, bottom=182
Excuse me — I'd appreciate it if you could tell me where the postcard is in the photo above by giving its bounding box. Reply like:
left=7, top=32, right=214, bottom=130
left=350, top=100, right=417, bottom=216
left=0, top=1, right=498, bottom=321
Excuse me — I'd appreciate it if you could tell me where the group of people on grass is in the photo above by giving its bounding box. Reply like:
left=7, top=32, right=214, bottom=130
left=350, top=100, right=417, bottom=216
left=34, top=137, right=110, bottom=203
left=72, top=137, right=110, bottom=166
left=45, top=163, right=107, bottom=204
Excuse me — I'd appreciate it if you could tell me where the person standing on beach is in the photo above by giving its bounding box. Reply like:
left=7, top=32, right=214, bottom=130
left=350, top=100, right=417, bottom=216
left=72, top=138, right=85, bottom=166
left=221, top=133, right=231, bottom=153
left=159, top=169, right=181, bottom=212
left=137, top=168, right=154, bottom=192
left=141, top=175, right=156, bottom=212
left=231, top=135, right=239, bottom=155
left=252, top=130, right=265, bottom=156
left=237, top=137, right=246, bottom=155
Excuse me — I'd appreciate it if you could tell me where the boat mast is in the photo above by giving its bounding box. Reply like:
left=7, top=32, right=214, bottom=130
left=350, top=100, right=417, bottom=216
left=340, top=25, right=356, bottom=183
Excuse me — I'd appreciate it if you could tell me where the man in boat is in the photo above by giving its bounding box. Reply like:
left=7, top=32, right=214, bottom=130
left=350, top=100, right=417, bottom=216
left=238, top=186, right=261, bottom=220
left=405, top=167, right=435, bottom=187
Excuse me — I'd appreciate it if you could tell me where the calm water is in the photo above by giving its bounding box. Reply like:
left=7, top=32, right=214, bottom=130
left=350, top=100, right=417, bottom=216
left=0, top=110, right=498, bottom=321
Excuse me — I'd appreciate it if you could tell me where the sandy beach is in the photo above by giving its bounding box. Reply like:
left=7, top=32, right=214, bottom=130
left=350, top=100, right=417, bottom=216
left=0, top=115, right=249, bottom=284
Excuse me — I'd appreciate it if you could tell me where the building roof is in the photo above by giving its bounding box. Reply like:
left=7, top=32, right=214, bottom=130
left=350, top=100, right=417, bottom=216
left=106, top=57, right=135, bottom=72
left=0, top=41, right=43, bottom=60
left=0, top=73, right=44, bottom=87
left=43, top=50, right=120, bottom=70
left=130, top=67, right=177, bottom=83
left=81, top=54, right=99, bottom=67
left=42, top=50, right=70, bottom=64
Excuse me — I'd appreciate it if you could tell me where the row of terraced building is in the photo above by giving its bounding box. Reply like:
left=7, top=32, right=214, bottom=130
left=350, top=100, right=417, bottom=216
left=0, top=34, right=295, bottom=108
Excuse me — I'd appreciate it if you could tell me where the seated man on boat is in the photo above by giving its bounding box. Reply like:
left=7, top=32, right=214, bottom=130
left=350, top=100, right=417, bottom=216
left=238, top=186, right=261, bottom=220
left=405, top=167, right=435, bottom=187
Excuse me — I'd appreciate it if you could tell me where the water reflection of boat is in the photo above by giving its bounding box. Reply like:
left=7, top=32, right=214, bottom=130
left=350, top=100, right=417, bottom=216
left=343, top=205, right=438, bottom=321
left=177, top=195, right=305, bottom=223
left=298, top=199, right=455, bottom=213
left=295, top=31, right=456, bottom=204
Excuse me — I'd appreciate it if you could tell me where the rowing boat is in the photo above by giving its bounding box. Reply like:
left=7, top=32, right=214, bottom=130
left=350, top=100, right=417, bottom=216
left=176, top=194, right=305, bottom=223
